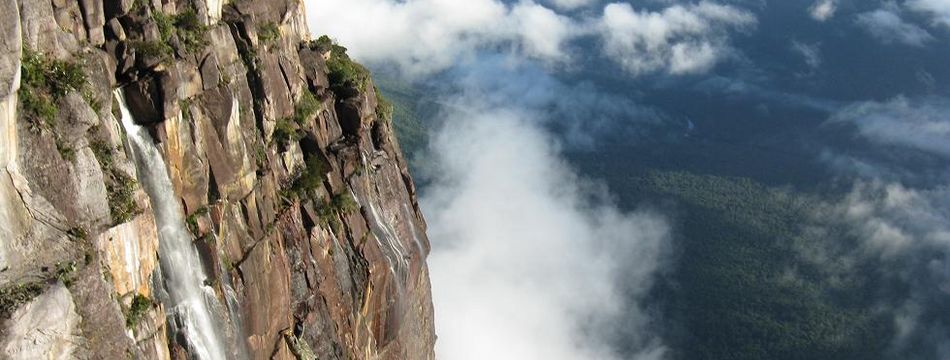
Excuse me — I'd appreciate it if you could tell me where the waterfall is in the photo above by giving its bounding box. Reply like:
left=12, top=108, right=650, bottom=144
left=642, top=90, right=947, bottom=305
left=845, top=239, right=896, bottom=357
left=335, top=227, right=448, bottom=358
left=114, top=90, right=226, bottom=360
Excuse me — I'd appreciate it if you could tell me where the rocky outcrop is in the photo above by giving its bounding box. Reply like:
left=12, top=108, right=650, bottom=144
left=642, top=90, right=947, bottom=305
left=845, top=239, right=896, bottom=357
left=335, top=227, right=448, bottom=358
left=0, top=0, right=435, bottom=359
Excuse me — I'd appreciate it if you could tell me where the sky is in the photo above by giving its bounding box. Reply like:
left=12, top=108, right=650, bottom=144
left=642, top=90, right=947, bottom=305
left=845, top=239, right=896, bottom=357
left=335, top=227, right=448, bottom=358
left=306, top=0, right=950, bottom=358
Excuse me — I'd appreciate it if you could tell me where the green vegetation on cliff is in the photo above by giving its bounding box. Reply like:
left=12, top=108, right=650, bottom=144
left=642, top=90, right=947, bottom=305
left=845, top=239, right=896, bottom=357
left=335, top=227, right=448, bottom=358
left=137, top=7, right=209, bottom=62
left=316, top=35, right=395, bottom=123
left=125, top=294, right=153, bottom=328
left=18, top=49, right=87, bottom=129
left=0, top=282, right=44, bottom=318
left=90, top=132, right=141, bottom=225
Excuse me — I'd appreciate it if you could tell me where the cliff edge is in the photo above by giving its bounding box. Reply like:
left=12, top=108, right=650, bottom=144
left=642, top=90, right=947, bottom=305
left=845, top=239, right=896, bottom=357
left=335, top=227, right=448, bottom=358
left=0, top=0, right=435, bottom=359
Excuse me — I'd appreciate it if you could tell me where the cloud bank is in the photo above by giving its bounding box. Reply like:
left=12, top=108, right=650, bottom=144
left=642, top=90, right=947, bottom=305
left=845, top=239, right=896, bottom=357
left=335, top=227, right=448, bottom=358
left=422, top=102, right=669, bottom=360
left=306, top=0, right=578, bottom=76
left=307, top=0, right=756, bottom=77
left=855, top=6, right=935, bottom=47
left=819, top=95, right=950, bottom=357
left=597, top=2, right=756, bottom=75
left=908, top=0, right=950, bottom=27
left=830, top=97, right=950, bottom=158
left=819, top=182, right=950, bottom=358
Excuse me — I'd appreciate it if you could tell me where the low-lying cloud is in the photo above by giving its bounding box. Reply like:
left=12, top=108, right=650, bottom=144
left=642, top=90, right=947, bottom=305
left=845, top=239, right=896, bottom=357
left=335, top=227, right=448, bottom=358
left=422, top=101, right=669, bottom=360
left=596, top=2, right=756, bottom=75
left=818, top=95, right=950, bottom=358
left=307, top=0, right=757, bottom=77
left=855, top=6, right=935, bottom=47
left=830, top=97, right=950, bottom=158
left=306, top=0, right=578, bottom=76
left=817, top=182, right=950, bottom=358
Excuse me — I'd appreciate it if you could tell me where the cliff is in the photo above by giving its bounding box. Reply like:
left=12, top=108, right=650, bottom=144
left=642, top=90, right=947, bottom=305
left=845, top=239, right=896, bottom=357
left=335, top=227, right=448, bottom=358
left=0, top=0, right=435, bottom=359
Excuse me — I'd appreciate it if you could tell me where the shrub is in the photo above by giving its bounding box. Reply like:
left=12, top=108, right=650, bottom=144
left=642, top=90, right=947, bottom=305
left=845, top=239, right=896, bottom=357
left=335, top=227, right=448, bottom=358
left=55, top=138, right=76, bottom=162
left=0, top=282, right=44, bottom=318
left=258, top=22, right=281, bottom=48
left=179, top=98, right=192, bottom=120
left=313, top=35, right=333, bottom=53
left=19, top=49, right=87, bottom=129
left=152, top=12, right=175, bottom=41
left=20, top=91, right=57, bottom=129
left=81, top=88, right=102, bottom=114
left=54, top=261, right=77, bottom=286
left=66, top=227, right=88, bottom=240
left=107, top=171, right=140, bottom=225
left=325, top=41, right=370, bottom=94
left=274, top=91, right=320, bottom=147
left=173, top=10, right=208, bottom=54
left=291, top=91, right=321, bottom=125
left=89, top=138, right=115, bottom=169
left=131, top=40, right=173, bottom=62
left=148, top=9, right=208, bottom=58
left=332, top=193, right=358, bottom=214
left=90, top=133, right=141, bottom=225
left=22, top=49, right=86, bottom=97
left=186, top=207, right=209, bottom=237
left=375, top=87, right=394, bottom=122
left=290, top=156, right=328, bottom=197
left=125, top=294, right=153, bottom=327
left=315, top=193, right=359, bottom=233
left=273, top=118, right=303, bottom=147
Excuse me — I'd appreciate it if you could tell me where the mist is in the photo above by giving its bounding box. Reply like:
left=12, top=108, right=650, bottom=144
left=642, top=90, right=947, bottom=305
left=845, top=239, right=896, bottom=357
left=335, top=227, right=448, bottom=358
left=421, top=101, right=669, bottom=359
left=812, top=96, right=950, bottom=358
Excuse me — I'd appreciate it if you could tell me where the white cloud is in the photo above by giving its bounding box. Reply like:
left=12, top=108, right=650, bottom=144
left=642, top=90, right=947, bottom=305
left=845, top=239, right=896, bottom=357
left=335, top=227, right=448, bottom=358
left=597, top=2, right=756, bottom=75
left=306, top=0, right=579, bottom=76
left=838, top=183, right=950, bottom=257
left=908, top=0, right=950, bottom=27
left=511, top=2, right=579, bottom=60
left=809, top=0, right=838, bottom=21
left=824, top=182, right=950, bottom=354
left=791, top=41, right=822, bottom=69
left=855, top=7, right=935, bottom=46
left=830, top=97, right=950, bottom=158
left=423, top=102, right=669, bottom=360
left=307, top=0, right=756, bottom=78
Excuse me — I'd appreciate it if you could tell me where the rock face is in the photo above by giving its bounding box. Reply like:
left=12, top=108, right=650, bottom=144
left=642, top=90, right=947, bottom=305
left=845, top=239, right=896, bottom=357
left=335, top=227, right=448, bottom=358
left=0, top=1, right=436, bottom=359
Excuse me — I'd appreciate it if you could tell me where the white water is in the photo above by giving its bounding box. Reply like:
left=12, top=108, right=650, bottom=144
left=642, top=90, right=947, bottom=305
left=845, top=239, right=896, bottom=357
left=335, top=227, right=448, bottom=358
left=114, top=90, right=226, bottom=360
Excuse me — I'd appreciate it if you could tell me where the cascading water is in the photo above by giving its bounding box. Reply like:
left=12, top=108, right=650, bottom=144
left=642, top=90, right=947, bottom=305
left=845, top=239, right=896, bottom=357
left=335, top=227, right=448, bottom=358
left=114, top=90, right=226, bottom=360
